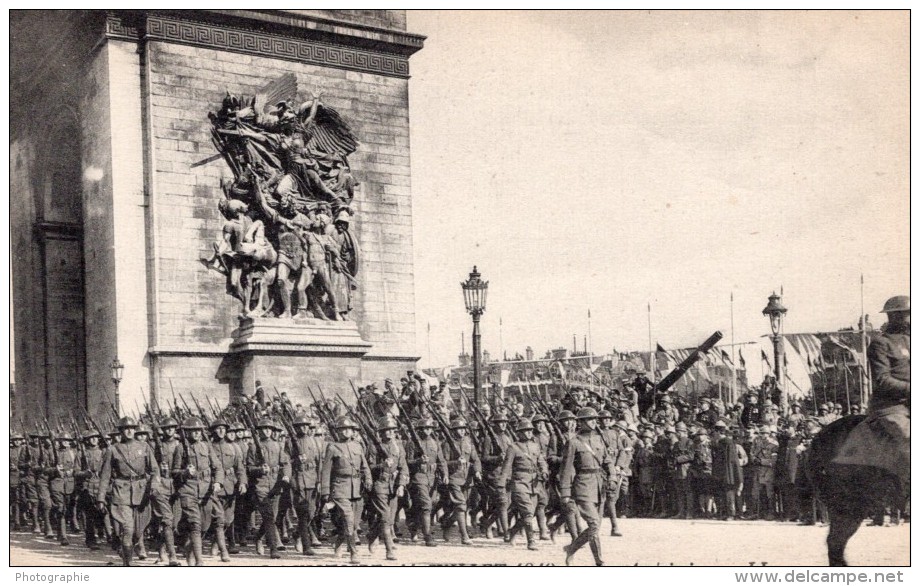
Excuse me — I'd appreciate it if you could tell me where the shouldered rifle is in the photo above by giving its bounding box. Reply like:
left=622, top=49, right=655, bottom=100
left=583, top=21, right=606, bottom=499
left=457, top=386, right=503, bottom=456
left=413, top=389, right=461, bottom=458
left=387, top=387, right=423, bottom=452
left=41, top=417, right=59, bottom=467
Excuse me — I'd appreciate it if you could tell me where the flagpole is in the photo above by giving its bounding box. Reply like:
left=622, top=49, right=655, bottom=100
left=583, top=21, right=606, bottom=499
left=860, top=274, right=871, bottom=408
left=730, top=291, right=736, bottom=404
left=427, top=322, right=432, bottom=371
left=648, top=302, right=656, bottom=377
left=499, top=316, right=504, bottom=362
left=587, top=309, right=592, bottom=358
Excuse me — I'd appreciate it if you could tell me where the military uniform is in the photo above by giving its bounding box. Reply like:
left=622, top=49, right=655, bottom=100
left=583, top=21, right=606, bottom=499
left=20, top=436, right=44, bottom=533
left=290, top=419, right=322, bottom=555
left=406, top=420, right=448, bottom=546
left=10, top=436, right=25, bottom=530
left=320, top=417, right=372, bottom=562
left=75, top=434, right=106, bottom=550
left=671, top=424, right=694, bottom=519
left=440, top=416, right=480, bottom=544
left=500, top=420, right=546, bottom=550
left=559, top=409, right=614, bottom=566
left=210, top=422, right=245, bottom=561
left=478, top=418, right=514, bottom=538
left=532, top=417, right=556, bottom=539
left=44, top=440, right=78, bottom=545
left=365, top=416, right=408, bottom=559
left=245, top=420, right=291, bottom=558
left=749, top=433, right=778, bottom=519
left=96, top=419, right=158, bottom=566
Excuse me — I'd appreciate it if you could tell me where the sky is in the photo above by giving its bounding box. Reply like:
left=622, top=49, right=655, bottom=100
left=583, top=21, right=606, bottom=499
left=404, top=11, right=909, bottom=368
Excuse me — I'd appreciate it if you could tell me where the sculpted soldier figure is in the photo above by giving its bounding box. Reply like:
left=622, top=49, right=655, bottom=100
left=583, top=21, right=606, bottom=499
left=96, top=417, right=158, bottom=566
left=320, top=416, right=372, bottom=564
left=366, top=415, right=408, bottom=560
left=500, top=418, right=547, bottom=551
left=440, top=414, right=481, bottom=545
left=559, top=407, right=615, bottom=566
left=290, top=415, right=322, bottom=556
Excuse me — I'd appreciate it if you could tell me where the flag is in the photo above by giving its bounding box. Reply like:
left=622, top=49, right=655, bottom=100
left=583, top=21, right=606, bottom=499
left=761, top=349, right=772, bottom=368
left=656, top=343, right=667, bottom=353
left=721, top=349, right=734, bottom=366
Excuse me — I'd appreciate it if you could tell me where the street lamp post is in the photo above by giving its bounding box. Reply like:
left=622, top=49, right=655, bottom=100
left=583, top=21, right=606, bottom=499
left=461, top=266, right=488, bottom=407
left=762, top=292, right=788, bottom=412
left=110, top=357, right=124, bottom=416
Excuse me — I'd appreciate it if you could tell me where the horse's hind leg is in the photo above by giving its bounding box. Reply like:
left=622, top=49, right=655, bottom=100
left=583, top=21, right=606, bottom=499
left=827, top=511, right=862, bottom=566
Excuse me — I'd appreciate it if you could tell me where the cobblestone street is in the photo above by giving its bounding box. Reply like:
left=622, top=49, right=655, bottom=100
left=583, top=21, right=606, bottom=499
left=10, top=518, right=910, bottom=567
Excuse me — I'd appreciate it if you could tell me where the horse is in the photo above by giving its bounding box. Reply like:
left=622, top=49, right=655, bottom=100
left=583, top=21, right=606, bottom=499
left=804, top=414, right=905, bottom=566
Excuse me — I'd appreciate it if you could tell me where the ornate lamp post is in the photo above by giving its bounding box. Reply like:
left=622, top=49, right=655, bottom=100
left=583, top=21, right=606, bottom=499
left=110, top=357, right=124, bottom=416
left=461, top=266, right=488, bottom=407
left=762, top=292, right=788, bottom=411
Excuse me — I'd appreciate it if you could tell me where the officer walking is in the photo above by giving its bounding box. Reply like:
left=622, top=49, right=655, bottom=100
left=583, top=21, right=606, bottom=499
left=366, top=415, right=408, bottom=560
left=290, top=415, right=322, bottom=556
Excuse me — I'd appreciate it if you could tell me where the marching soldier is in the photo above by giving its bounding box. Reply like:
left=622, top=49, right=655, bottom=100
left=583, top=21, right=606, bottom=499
left=531, top=413, right=555, bottom=540
left=320, top=416, right=372, bottom=564
left=11, top=432, right=26, bottom=530
left=209, top=418, right=244, bottom=561
left=559, top=407, right=614, bottom=566
left=45, top=432, right=78, bottom=546
left=246, top=418, right=290, bottom=559
left=96, top=417, right=158, bottom=566
left=405, top=416, right=448, bottom=547
left=290, top=415, right=322, bottom=556
left=152, top=417, right=182, bottom=565
left=500, top=418, right=547, bottom=551
left=228, top=422, right=251, bottom=552
left=366, top=415, right=408, bottom=560
left=440, top=414, right=480, bottom=545
left=171, top=417, right=225, bottom=566
left=75, top=429, right=106, bottom=551
left=478, top=412, right=514, bottom=539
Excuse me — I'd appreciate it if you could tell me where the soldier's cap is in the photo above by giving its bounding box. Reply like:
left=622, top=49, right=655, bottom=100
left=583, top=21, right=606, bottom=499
left=429, top=385, right=438, bottom=391
left=515, top=419, right=534, bottom=432
left=713, top=420, right=728, bottom=430
left=615, top=420, right=628, bottom=430
left=368, top=383, right=378, bottom=390
left=791, top=404, right=801, bottom=410
left=293, top=415, right=313, bottom=427
left=818, top=405, right=828, bottom=412
left=384, top=378, right=394, bottom=385
left=626, top=423, right=639, bottom=434
left=335, top=417, right=360, bottom=430
left=209, top=418, right=230, bottom=430
left=439, top=381, right=448, bottom=388
left=576, top=407, right=598, bottom=420
left=557, top=410, right=576, bottom=422
left=181, top=417, right=206, bottom=430
left=376, top=415, right=398, bottom=431
left=28, top=431, right=45, bottom=438
left=116, top=416, right=138, bottom=429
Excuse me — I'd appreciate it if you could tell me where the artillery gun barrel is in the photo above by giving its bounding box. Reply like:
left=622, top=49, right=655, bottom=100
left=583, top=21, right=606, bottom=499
left=657, top=331, right=724, bottom=392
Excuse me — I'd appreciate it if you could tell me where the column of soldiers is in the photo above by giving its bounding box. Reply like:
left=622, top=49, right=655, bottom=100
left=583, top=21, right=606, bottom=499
left=4, top=360, right=894, bottom=566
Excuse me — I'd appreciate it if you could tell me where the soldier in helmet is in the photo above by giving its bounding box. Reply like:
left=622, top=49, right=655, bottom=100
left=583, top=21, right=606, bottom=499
left=440, top=414, right=481, bottom=545
left=478, top=412, right=514, bottom=539
left=290, top=415, right=322, bottom=556
left=75, top=429, right=106, bottom=551
left=171, top=417, right=224, bottom=566
left=96, top=417, right=158, bottom=566
left=44, top=431, right=78, bottom=546
left=559, top=407, right=615, bottom=566
left=404, top=417, right=447, bottom=547
left=546, top=410, right=579, bottom=540
left=228, top=422, right=251, bottom=553
left=531, top=412, right=555, bottom=540
left=246, top=418, right=291, bottom=559
left=10, top=432, right=26, bottom=531
left=320, top=416, right=372, bottom=564
left=500, top=418, right=547, bottom=550
left=208, top=418, right=244, bottom=562
left=365, top=415, right=408, bottom=560
left=150, top=417, right=182, bottom=564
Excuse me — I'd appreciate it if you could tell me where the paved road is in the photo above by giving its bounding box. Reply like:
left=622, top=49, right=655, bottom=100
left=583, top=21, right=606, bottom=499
left=9, top=518, right=909, bottom=567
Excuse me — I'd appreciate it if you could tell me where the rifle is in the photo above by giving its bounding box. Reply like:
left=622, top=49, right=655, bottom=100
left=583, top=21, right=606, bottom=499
left=387, top=387, right=423, bottom=452
left=41, top=417, right=59, bottom=467
left=411, top=388, right=461, bottom=458
left=458, top=386, right=503, bottom=457
left=191, top=395, right=210, bottom=424
left=80, top=407, right=109, bottom=449
left=307, top=385, right=340, bottom=442
left=69, top=414, right=87, bottom=464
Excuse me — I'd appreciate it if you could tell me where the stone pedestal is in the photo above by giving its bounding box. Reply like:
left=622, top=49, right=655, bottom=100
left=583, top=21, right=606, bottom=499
left=227, top=317, right=373, bottom=404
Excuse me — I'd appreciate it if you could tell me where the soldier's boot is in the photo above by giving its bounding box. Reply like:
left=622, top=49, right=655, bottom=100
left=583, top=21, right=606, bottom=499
left=564, top=510, right=580, bottom=541
left=589, top=535, right=605, bottom=566
left=685, top=492, right=695, bottom=519
left=227, top=527, right=240, bottom=554
left=333, top=535, right=344, bottom=558
left=215, top=528, right=231, bottom=562
left=121, top=543, right=134, bottom=567
left=563, top=529, right=591, bottom=566
left=383, top=528, right=397, bottom=561
left=190, top=531, right=205, bottom=567
left=524, top=524, right=538, bottom=551
left=607, top=501, right=622, bottom=536
left=536, top=508, right=550, bottom=540
left=58, top=515, right=69, bottom=546
left=156, top=543, right=167, bottom=564
left=498, top=509, right=510, bottom=539
left=44, top=509, right=55, bottom=539
left=458, top=515, right=472, bottom=545
left=255, top=538, right=265, bottom=556
left=348, top=534, right=359, bottom=565
left=184, top=536, right=194, bottom=567
left=422, top=515, right=437, bottom=547
left=163, top=529, right=181, bottom=566
left=32, top=505, right=41, bottom=533
left=136, top=538, right=147, bottom=560
left=504, top=520, right=519, bottom=544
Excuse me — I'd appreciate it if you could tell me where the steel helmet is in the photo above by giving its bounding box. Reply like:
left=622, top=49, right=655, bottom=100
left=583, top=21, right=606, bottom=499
left=557, top=410, right=576, bottom=422
left=116, top=416, right=138, bottom=429
left=293, top=415, right=313, bottom=427
left=335, top=417, right=360, bottom=430
left=576, top=407, right=598, bottom=420
left=376, top=415, right=398, bottom=431
left=515, top=418, right=534, bottom=432
left=416, top=417, right=436, bottom=429
left=597, top=410, right=613, bottom=420
left=490, top=412, right=509, bottom=423
left=134, top=424, right=151, bottom=436
left=449, top=416, right=468, bottom=429
left=209, top=418, right=230, bottom=430
left=615, top=420, right=628, bottom=431
left=182, top=417, right=206, bottom=430
left=675, top=422, right=688, bottom=432
left=881, top=295, right=910, bottom=313
left=159, top=417, right=179, bottom=428
left=256, top=418, right=276, bottom=429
